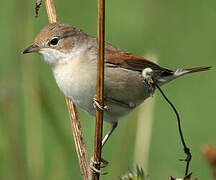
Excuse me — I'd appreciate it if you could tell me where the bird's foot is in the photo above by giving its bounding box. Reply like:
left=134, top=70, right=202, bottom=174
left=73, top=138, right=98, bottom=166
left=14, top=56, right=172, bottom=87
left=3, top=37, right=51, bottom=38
left=90, top=157, right=109, bottom=175
left=93, top=95, right=109, bottom=111
left=100, top=158, right=109, bottom=168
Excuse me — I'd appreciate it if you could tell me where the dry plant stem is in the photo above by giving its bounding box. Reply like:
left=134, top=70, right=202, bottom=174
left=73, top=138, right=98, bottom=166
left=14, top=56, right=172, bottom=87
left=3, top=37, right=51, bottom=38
left=35, top=0, right=42, bottom=17
left=65, top=98, right=90, bottom=179
left=92, top=0, right=105, bottom=179
left=44, top=0, right=57, bottom=23
left=44, top=0, right=90, bottom=179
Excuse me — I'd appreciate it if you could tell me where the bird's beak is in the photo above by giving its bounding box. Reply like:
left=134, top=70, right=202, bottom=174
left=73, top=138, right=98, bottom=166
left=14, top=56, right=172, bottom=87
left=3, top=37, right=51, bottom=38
left=22, top=44, right=40, bottom=54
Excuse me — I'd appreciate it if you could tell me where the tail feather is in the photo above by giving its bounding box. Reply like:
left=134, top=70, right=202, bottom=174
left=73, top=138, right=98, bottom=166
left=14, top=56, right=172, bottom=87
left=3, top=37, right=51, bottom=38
left=158, top=66, right=211, bottom=85
left=174, top=66, right=211, bottom=76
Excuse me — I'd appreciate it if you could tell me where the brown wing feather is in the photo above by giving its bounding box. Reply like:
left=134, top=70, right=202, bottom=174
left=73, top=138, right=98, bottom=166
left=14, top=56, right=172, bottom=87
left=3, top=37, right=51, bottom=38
left=88, top=36, right=172, bottom=73
left=105, top=51, right=165, bottom=72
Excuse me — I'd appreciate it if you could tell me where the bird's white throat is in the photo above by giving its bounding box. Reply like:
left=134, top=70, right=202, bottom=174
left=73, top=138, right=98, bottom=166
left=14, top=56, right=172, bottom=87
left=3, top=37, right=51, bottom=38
left=38, top=47, right=86, bottom=67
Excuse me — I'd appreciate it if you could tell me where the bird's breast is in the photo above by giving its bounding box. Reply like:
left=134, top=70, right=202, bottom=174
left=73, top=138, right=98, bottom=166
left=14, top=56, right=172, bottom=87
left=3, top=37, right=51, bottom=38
left=52, top=54, right=97, bottom=114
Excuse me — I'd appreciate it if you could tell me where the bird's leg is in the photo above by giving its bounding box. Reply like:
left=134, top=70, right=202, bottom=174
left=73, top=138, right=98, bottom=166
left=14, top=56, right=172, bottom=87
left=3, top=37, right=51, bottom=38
left=99, top=122, right=118, bottom=153
left=99, top=123, right=118, bottom=168
left=91, top=96, right=114, bottom=172
left=90, top=122, right=118, bottom=172
left=102, top=122, right=118, bottom=147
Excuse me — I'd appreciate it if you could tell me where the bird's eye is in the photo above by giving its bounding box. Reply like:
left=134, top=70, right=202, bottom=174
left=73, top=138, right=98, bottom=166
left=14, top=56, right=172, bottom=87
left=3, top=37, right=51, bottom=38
left=49, top=37, right=59, bottom=46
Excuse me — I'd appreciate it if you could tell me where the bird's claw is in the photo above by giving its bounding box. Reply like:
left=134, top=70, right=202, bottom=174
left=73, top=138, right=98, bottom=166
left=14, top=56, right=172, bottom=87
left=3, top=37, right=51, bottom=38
left=100, top=158, right=109, bottom=168
left=93, top=96, right=108, bottom=111
left=90, top=157, right=109, bottom=175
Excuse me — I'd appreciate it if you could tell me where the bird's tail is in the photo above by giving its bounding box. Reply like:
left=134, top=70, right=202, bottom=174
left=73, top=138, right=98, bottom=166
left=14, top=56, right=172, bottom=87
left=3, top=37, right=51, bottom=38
left=174, top=66, right=211, bottom=76
left=158, top=66, right=211, bottom=85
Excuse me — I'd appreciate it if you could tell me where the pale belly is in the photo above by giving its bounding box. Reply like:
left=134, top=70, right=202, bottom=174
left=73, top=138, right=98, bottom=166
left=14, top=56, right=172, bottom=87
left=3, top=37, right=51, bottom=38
left=52, top=60, right=154, bottom=124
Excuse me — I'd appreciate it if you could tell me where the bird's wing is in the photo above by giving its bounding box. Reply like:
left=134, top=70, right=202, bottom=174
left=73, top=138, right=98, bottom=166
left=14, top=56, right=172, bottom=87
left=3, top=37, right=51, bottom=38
left=102, top=41, right=170, bottom=72
left=88, top=36, right=173, bottom=73
left=105, top=51, right=163, bottom=72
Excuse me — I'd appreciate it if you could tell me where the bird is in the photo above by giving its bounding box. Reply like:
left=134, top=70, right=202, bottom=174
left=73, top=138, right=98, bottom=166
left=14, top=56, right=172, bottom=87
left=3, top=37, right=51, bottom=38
left=22, top=22, right=210, bottom=147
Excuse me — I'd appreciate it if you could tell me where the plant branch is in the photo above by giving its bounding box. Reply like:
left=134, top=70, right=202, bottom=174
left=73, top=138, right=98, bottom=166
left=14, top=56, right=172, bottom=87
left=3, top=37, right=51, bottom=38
left=44, top=0, right=57, bottom=23
left=65, top=98, right=90, bottom=179
left=91, top=0, right=105, bottom=179
left=43, top=0, right=90, bottom=179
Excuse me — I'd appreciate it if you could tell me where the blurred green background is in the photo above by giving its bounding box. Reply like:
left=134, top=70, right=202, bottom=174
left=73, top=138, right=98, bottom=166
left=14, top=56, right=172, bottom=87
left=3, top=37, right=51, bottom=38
left=0, top=0, right=215, bottom=179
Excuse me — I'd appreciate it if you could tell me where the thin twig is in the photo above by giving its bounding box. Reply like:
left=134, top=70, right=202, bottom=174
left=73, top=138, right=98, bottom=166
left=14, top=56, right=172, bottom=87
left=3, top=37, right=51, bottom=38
left=91, top=0, right=105, bottom=179
left=153, top=80, right=192, bottom=176
left=35, top=0, right=42, bottom=18
left=43, top=0, right=90, bottom=179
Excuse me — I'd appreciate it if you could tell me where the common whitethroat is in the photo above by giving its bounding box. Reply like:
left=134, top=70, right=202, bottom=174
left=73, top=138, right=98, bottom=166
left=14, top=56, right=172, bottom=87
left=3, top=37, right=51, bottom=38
left=23, top=22, right=210, bottom=147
